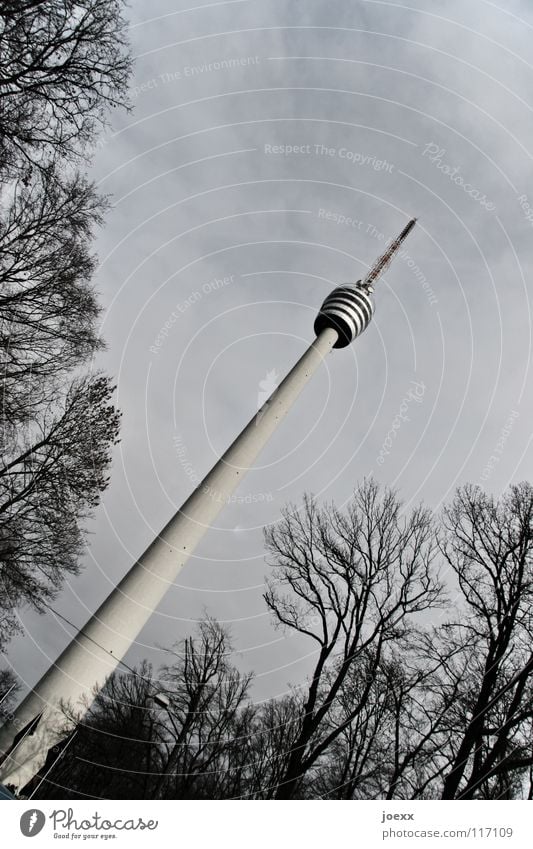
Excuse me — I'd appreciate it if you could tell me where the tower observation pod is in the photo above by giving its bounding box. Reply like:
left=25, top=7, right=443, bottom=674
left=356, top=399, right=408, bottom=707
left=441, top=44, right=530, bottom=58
left=0, top=217, right=417, bottom=795
left=314, top=216, right=416, bottom=348
left=314, top=282, right=375, bottom=347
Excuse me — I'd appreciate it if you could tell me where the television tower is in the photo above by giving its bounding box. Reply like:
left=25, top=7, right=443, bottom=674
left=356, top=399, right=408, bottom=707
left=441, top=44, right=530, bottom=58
left=0, top=218, right=416, bottom=794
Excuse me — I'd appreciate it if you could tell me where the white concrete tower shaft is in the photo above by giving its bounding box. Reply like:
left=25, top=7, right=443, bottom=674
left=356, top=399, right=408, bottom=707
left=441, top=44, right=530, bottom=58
left=0, top=328, right=339, bottom=791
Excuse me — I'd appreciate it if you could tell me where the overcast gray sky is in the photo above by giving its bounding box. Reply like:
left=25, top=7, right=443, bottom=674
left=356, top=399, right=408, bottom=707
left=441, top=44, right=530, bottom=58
left=6, top=0, right=533, bottom=704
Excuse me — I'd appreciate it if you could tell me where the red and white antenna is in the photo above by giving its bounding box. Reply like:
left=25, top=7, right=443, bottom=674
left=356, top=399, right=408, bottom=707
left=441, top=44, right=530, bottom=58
left=361, top=217, right=417, bottom=290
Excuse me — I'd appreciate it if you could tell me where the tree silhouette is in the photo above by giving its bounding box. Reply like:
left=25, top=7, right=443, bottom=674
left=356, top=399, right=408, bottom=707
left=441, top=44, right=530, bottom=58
left=0, top=165, right=106, bottom=428
left=264, top=480, right=444, bottom=799
left=0, top=0, right=130, bottom=649
left=0, top=374, right=120, bottom=647
left=25, top=482, right=533, bottom=801
left=29, top=661, right=161, bottom=799
left=0, top=0, right=131, bottom=176
left=437, top=483, right=533, bottom=799
left=151, top=618, right=252, bottom=799
left=31, top=620, right=251, bottom=800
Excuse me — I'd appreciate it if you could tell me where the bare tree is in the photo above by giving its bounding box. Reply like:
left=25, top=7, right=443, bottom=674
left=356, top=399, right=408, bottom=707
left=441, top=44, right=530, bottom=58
left=30, top=620, right=252, bottom=800
left=264, top=479, right=444, bottom=799
left=314, top=651, right=405, bottom=799
left=380, top=634, right=470, bottom=800
left=235, top=694, right=302, bottom=799
left=0, top=165, right=106, bottom=428
left=31, top=662, right=162, bottom=799
left=0, top=0, right=131, bottom=650
left=299, top=483, right=533, bottom=801
left=152, top=618, right=252, bottom=799
left=0, top=374, right=120, bottom=647
left=436, top=483, right=533, bottom=799
left=25, top=483, right=533, bottom=801
left=0, top=0, right=131, bottom=175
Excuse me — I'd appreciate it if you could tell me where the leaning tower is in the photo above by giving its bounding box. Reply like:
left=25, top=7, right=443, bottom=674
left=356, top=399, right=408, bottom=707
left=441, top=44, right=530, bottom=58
left=0, top=218, right=416, bottom=794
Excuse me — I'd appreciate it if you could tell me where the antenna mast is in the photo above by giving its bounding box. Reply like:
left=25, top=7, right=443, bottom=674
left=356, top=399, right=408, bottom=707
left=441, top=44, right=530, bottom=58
left=361, top=218, right=417, bottom=290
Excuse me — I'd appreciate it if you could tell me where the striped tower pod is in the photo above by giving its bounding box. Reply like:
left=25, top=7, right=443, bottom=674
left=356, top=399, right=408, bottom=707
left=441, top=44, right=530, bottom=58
left=314, top=282, right=375, bottom=348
